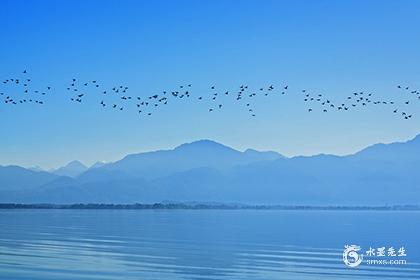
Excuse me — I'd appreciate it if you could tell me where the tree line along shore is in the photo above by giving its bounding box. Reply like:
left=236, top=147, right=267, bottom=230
left=0, top=203, right=419, bottom=210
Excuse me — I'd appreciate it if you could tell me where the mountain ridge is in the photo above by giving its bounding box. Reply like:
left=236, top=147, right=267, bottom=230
left=0, top=136, right=419, bottom=205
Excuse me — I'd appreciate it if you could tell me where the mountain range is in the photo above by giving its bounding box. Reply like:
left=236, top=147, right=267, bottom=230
left=1, top=136, right=419, bottom=205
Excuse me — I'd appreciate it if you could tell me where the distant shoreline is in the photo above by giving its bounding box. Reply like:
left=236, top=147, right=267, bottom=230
left=0, top=203, right=419, bottom=211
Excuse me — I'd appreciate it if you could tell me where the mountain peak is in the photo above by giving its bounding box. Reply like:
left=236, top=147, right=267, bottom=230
left=244, top=148, right=283, bottom=160
left=90, top=161, right=106, bottom=169
left=52, top=160, right=88, bottom=177
left=175, top=139, right=237, bottom=152
left=65, top=160, right=87, bottom=169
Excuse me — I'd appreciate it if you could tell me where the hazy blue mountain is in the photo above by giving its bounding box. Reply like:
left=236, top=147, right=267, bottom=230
left=28, top=165, right=45, bottom=172
left=52, top=160, right=88, bottom=177
left=76, top=168, right=134, bottom=184
left=0, top=136, right=419, bottom=205
left=101, top=140, right=284, bottom=179
left=243, top=149, right=283, bottom=161
left=0, top=165, right=58, bottom=191
left=23, top=177, right=149, bottom=204
left=0, top=165, right=59, bottom=203
left=89, top=161, right=106, bottom=169
left=350, top=134, right=420, bottom=163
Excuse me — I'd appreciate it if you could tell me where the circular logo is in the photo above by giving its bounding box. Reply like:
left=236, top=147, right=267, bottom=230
left=343, top=245, right=363, bottom=267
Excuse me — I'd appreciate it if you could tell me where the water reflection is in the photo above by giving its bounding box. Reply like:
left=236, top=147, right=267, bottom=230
left=0, top=210, right=419, bottom=279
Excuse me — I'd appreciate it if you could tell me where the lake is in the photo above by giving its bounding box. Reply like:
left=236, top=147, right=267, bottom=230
left=0, top=209, right=419, bottom=279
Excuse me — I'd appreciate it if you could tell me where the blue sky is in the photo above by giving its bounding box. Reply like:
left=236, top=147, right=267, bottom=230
left=1, top=0, right=420, bottom=169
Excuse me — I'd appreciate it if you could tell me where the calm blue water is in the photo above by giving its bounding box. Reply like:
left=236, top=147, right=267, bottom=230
left=0, top=210, right=419, bottom=280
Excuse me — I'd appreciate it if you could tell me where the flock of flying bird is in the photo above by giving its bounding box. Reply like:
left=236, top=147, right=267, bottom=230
left=0, top=70, right=418, bottom=120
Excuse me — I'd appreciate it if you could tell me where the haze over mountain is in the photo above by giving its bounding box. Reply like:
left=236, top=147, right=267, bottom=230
left=51, top=160, right=88, bottom=178
left=350, top=134, right=420, bottom=162
left=0, top=136, right=419, bottom=205
left=0, top=166, right=58, bottom=191
left=90, top=161, right=106, bottom=169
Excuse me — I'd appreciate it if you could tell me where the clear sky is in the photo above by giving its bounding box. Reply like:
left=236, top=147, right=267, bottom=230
left=1, top=0, right=420, bottom=169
